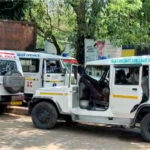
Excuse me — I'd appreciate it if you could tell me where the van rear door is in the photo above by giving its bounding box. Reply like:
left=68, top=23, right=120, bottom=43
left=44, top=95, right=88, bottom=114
left=43, top=59, right=65, bottom=87
left=20, top=58, right=41, bottom=94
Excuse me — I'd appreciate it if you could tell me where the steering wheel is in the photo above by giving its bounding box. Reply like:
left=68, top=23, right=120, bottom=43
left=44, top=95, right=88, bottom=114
left=99, top=78, right=109, bottom=87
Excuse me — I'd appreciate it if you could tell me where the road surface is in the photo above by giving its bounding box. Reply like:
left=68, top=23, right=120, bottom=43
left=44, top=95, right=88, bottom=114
left=0, top=114, right=150, bottom=150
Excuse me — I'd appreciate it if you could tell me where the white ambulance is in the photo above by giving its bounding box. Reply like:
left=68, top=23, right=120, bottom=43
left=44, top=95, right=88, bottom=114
left=0, top=51, right=24, bottom=113
left=29, top=55, right=150, bottom=142
left=15, top=51, right=78, bottom=102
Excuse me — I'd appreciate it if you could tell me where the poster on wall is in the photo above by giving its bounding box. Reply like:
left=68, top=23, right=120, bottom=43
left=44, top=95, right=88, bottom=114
left=85, top=39, right=122, bottom=64
left=84, top=39, right=99, bottom=63
left=95, top=40, right=122, bottom=59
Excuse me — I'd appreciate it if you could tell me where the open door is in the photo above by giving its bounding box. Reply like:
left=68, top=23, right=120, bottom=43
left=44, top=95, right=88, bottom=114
left=110, top=65, right=143, bottom=117
left=43, top=59, right=65, bottom=87
left=69, top=64, right=79, bottom=108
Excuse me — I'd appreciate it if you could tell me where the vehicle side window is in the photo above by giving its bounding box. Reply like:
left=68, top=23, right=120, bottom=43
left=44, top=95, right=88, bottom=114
left=20, top=58, right=39, bottom=73
left=115, top=66, right=140, bottom=85
left=85, top=66, right=109, bottom=81
left=0, top=60, right=17, bottom=75
left=46, top=60, right=62, bottom=73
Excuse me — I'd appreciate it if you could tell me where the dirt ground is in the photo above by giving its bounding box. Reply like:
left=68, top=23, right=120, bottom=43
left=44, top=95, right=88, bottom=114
left=0, top=114, right=150, bottom=150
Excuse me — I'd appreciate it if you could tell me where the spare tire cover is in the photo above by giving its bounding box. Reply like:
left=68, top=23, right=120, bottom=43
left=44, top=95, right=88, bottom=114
left=3, top=70, right=25, bottom=94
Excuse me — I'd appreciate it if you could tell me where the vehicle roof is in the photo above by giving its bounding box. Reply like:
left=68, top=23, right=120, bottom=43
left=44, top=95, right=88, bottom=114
left=86, top=55, right=150, bottom=66
left=4, top=50, right=77, bottom=61
left=0, top=50, right=18, bottom=60
left=14, top=51, right=62, bottom=59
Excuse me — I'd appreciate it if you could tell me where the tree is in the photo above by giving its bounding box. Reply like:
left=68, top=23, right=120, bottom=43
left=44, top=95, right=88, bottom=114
left=65, top=0, right=108, bottom=64
left=98, top=0, right=150, bottom=48
left=25, top=0, right=75, bottom=55
left=0, top=0, right=30, bottom=20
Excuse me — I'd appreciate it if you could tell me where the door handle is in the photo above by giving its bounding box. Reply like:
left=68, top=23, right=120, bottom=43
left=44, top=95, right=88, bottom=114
left=47, top=75, right=50, bottom=77
left=132, top=88, right=137, bottom=91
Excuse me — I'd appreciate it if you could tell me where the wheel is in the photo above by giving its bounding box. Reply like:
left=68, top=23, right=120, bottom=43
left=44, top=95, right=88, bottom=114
left=31, top=102, right=58, bottom=129
left=141, top=113, right=150, bottom=142
left=0, top=105, right=7, bottom=115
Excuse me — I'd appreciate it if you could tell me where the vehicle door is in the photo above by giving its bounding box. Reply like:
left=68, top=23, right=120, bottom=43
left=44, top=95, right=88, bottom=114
left=43, top=59, right=65, bottom=87
left=20, top=58, right=41, bottom=94
left=110, top=65, right=143, bottom=117
left=69, top=64, right=79, bottom=108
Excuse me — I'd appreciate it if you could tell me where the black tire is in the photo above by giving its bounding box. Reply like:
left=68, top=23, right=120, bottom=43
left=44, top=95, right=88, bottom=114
left=0, top=105, right=7, bottom=115
left=141, top=113, right=150, bottom=142
left=31, top=102, right=58, bottom=129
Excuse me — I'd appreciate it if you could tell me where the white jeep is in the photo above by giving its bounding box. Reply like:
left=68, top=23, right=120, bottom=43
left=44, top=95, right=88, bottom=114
left=0, top=51, right=24, bottom=113
left=29, top=56, right=150, bottom=142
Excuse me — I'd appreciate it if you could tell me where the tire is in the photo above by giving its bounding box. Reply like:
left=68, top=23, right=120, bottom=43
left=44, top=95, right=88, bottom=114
left=0, top=105, right=7, bottom=115
left=141, top=113, right=150, bottom=142
left=3, top=70, right=24, bottom=94
left=31, top=102, right=58, bottom=129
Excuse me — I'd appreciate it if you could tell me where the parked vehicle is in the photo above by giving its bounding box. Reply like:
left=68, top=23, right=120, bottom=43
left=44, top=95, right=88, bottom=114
left=12, top=51, right=78, bottom=102
left=30, top=55, right=150, bottom=142
left=0, top=51, right=24, bottom=114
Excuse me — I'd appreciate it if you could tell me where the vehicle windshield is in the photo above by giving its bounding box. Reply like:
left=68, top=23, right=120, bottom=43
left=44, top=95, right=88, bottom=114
left=85, top=65, right=109, bottom=81
left=63, top=59, right=78, bottom=71
left=0, top=60, right=17, bottom=76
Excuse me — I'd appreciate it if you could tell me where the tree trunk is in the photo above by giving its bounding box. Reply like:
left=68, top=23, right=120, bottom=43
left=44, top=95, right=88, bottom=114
left=73, top=0, right=86, bottom=64
left=51, top=35, right=61, bottom=55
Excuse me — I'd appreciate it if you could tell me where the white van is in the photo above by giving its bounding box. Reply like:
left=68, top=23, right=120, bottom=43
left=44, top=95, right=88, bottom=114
left=14, top=51, right=78, bottom=102
left=30, top=55, right=150, bottom=142
left=0, top=51, right=24, bottom=113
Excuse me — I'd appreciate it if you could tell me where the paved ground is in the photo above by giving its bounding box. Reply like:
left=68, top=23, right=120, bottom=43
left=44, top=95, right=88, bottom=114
left=0, top=114, right=150, bottom=150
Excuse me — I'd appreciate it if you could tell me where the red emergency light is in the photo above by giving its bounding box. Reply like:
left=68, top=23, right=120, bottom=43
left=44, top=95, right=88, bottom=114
left=63, top=59, right=78, bottom=64
left=0, top=51, right=16, bottom=59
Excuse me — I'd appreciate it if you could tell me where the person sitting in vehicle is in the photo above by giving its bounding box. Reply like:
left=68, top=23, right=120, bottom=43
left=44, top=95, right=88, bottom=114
left=115, top=69, right=127, bottom=84
left=142, top=66, right=149, bottom=100
left=46, top=61, right=61, bottom=73
left=127, top=68, right=139, bottom=84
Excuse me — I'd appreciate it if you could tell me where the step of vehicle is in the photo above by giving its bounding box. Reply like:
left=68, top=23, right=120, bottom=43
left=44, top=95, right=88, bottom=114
left=7, top=106, right=28, bottom=115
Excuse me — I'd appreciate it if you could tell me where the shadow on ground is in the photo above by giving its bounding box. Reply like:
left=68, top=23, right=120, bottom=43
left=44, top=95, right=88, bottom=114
left=0, top=114, right=149, bottom=150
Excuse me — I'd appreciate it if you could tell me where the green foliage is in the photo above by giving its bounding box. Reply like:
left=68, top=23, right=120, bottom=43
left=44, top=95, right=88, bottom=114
left=1, top=0, right=150, bottom=62
left=98, top=0, right=150, bottom=47
left=0, top=0, right=30, bottom=20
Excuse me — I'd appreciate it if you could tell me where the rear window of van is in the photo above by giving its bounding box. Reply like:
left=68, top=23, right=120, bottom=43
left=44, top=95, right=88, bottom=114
left=0, top=60, right=17, bottom=76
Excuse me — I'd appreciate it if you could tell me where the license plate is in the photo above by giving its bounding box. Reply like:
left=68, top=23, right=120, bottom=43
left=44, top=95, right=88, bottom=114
left=10, top=101, right=22, bottom=106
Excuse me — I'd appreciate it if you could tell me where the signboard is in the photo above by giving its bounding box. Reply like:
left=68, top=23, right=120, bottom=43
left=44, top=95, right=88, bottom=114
left=84, top=39, right=98, bottom=63
left=85, top=39, right=122, bottom=63
left=95, top=40, right=122, bottom=59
